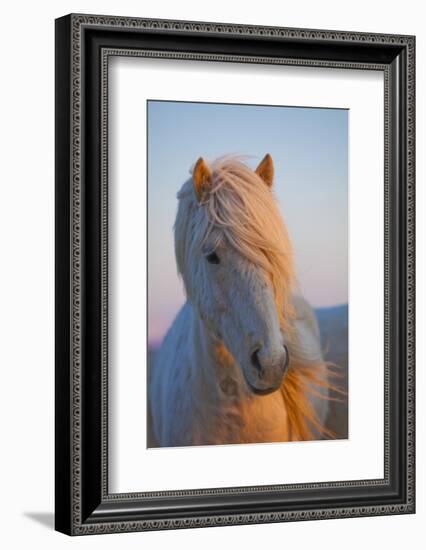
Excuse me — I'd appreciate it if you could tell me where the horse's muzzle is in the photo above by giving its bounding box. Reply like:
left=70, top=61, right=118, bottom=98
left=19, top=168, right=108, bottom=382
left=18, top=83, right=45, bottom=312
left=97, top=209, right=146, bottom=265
left=246, top=344, right=289, bottom=395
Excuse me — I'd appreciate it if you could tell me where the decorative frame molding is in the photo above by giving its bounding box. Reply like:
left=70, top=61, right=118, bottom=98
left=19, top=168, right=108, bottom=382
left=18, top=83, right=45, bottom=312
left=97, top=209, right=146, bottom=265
left=55, top=14, right=415, bottom=535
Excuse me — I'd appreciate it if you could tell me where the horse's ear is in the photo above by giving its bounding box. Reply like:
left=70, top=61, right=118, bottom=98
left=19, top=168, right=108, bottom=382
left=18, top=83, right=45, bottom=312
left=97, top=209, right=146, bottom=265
left=193, top=157, right=212, bottom=201
left=255, top=154, right=274, bottom=187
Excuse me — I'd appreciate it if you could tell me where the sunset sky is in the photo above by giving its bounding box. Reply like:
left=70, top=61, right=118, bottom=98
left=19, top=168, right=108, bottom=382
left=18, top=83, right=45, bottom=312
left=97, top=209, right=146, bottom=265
left=147, top=100, right=348, bottom=347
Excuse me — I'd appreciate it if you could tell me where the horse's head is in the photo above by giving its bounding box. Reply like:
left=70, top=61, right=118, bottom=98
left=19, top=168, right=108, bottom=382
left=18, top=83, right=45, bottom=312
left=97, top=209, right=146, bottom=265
left=175, top=155, right=295, bottom=395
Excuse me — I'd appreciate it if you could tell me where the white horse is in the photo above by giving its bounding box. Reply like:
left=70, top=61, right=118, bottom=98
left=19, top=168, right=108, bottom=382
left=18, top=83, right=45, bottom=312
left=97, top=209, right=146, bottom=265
left=149, top=155, right=335, bottom=447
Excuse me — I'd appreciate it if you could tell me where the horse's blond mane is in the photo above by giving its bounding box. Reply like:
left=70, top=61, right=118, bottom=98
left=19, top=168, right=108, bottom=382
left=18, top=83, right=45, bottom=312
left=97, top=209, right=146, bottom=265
left=176, top=156, right=341, bottom=441
left=178, top=156, right=296, bottom=331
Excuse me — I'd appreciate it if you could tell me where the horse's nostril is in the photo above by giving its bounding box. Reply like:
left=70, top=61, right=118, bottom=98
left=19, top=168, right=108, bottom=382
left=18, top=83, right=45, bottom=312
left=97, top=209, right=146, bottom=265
left=282, top=344, right=290, bottom=373
left=251, top=349, right=262, bottom=374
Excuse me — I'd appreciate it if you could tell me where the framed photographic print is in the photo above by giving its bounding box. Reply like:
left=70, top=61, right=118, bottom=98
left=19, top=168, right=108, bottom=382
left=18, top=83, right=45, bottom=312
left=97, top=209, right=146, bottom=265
left=55, top=14, right=415, bottom=535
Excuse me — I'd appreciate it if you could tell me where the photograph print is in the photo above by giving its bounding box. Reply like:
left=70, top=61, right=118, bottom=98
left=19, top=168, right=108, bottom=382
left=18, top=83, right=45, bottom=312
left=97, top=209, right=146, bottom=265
left=147, top=100, right=348, bottom=448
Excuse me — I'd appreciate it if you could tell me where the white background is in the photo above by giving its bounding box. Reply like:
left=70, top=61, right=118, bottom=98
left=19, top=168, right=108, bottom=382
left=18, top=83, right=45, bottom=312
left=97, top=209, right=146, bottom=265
left=110, top=59, right=384, bottom=493
left=0, top=0, right=423, bottom=548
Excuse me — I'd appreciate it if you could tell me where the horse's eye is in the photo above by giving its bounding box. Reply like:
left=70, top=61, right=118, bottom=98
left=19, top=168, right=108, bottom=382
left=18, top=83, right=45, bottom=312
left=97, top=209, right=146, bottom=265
left=205, top=251, right=220, bottom=264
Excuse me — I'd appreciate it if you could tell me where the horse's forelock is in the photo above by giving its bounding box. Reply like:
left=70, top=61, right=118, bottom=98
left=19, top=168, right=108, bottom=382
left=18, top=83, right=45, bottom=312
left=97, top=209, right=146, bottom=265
left=201, top=156, right=296, bottom=330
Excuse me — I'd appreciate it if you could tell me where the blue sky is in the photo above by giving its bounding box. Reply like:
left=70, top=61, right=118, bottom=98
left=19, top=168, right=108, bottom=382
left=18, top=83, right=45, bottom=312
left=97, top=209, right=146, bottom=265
left=148, top=100, right=348, bottom=346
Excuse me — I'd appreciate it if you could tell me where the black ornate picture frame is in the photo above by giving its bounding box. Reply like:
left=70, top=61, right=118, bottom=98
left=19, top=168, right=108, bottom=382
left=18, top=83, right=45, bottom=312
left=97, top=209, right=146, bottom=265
left=55, top=13, right=415, bottom=535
